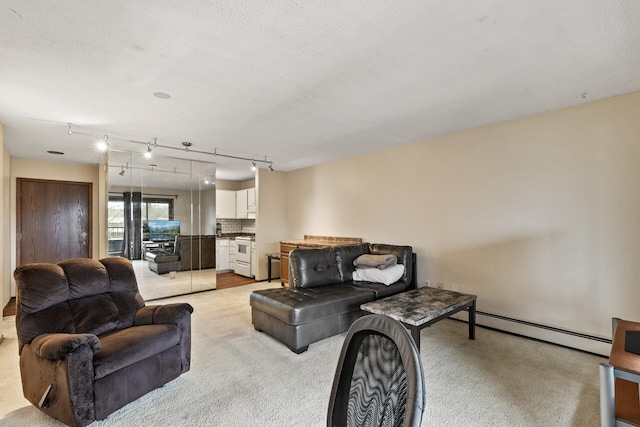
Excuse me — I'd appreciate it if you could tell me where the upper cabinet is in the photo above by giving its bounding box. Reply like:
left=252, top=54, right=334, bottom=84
left=216, top=190, right=236, bottom=218
left=247, top=187, right=256, bottom=212
left=236, top=188, right=256, bottom=218
left=217, top=187, right=256, bottom=219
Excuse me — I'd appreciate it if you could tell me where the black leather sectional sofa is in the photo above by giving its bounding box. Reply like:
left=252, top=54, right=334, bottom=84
left=250, top=243, right=415, bottom=353
left=146, top=235, right=216, bottom=274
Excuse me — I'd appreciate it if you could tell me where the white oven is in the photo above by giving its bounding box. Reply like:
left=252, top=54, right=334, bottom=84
left=235, top=236, right=254, bottom=277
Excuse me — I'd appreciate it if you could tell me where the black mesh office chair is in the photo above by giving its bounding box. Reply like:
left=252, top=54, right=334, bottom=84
left=327, top=314, right=425, bottom=427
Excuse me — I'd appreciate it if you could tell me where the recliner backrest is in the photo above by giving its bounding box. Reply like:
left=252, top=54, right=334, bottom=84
left=14, top=257, right=144, bottom=349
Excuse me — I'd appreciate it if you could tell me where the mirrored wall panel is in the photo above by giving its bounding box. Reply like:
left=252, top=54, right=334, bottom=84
left=108, top=150, right=216, bottom=299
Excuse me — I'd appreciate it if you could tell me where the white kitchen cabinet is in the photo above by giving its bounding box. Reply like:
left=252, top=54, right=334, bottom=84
left=216, top=238, right=230, bottom=271
left=247, top=187, right=256, bottom=213
left=216, top=190, right=236, bottom=219
left=236, top=188, right=248, bottom=219
left=235, top=188, right=256, bottom=218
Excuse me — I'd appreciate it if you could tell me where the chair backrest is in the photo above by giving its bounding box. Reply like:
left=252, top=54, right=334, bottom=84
left=14, top=257, right=145, bottom=350
left=327, top=314, right=425, bottom=427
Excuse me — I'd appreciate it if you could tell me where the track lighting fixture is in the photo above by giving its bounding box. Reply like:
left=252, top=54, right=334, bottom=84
left=66, top=123, right=274, bottom=171
left=118, top=166, right=125, bottom=176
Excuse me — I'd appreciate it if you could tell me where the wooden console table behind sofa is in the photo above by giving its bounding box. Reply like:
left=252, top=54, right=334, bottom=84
left=279, top=235, right=362, bottom=286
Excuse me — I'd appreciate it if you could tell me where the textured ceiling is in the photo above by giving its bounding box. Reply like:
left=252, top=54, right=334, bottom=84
left=1, top=1, right=639, bottom=182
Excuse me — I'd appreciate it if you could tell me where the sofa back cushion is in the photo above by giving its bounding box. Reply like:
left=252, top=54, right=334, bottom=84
left=176, top=235, right=217, bottom=270
left=335, top=244, right=370, bottom=282
left=369, top=244, right=413, bottom=285
left=289, top=247, right=341, bottom=289
left=14, top=257, right=145, bottom=347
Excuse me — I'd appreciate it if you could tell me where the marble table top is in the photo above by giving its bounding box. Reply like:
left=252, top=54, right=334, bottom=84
left=361, top=287, right=477, bottom=327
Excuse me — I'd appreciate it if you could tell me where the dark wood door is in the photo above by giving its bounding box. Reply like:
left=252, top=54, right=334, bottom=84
left=17, top=178, right=92, bottom=265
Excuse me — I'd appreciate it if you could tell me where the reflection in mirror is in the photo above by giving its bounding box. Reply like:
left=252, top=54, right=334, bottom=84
left=107, top=150, right=216, bottom=300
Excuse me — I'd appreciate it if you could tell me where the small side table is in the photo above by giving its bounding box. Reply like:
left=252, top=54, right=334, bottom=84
left=361, top=287, right=476, bottom=351
left=600, top=318, right=640, bottom=427
left=266, top=253, right=281, bottom=283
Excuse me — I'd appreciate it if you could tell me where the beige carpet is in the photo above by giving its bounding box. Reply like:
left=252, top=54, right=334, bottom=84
left=0, top=282, right=604, bottom=426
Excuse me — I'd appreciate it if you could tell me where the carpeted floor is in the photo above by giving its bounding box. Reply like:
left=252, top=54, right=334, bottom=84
left=0, top=282, right=605, bottom=426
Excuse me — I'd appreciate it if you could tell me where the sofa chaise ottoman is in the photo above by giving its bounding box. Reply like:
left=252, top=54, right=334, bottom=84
left=250, top=243, right=415, bottom=353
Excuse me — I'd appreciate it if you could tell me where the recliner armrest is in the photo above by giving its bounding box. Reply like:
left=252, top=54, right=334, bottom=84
left=30, top=333, right=100, bottom=360
left=134, top=303, right=194, bottom=327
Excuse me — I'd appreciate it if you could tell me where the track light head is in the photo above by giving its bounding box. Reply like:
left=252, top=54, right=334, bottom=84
left=144, top=143, right=152, bottom=158
left=268, top=162, right=274, bottom=172
left=118, top=167, right=125, bottom=176
left=97, top=135, right=109, bottom=152
left=67, top=123, right=73, bottom=135
left=251, top=160, right=257, bottom=171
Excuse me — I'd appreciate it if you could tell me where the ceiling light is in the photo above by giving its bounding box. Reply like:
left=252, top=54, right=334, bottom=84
left=153, top=92, right=171, bottom=99
left=144, top=142, right=152, bottom=158
left=67, top=123, right=73, bottom=135
left=268, top=162, right=274, bottom=172
left=118, top=166, right=125, bottom=176
left=251, top=160, right=256, bottom=171
left=97, top=135, right=109, bottom=152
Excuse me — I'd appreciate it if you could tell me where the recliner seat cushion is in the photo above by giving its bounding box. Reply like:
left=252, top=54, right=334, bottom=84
left=250, top=285, right=373, bottom=325
left=93, top=324, right=180, bottom=380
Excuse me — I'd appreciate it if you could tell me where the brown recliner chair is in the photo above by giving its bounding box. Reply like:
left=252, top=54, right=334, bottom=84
left=14, top=257, right=194, bottom=427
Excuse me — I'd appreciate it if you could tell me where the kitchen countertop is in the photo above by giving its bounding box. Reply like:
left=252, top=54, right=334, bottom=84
left=217, top=233, right=255, bottom=238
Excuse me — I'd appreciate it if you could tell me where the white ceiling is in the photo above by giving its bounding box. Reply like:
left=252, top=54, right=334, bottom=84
left=1, top=1, right=639, bottom=183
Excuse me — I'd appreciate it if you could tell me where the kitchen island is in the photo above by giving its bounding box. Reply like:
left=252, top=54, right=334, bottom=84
left=279, top=235, right=362, bottom=285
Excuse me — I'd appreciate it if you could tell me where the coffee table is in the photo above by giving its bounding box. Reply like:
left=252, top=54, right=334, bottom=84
left=360, top=287, right=477, bottom=351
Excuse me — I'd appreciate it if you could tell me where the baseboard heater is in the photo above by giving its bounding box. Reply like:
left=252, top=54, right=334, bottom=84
left=470, top=310, right=611, bottom=356
left=476, top=310, right=611, bottom=343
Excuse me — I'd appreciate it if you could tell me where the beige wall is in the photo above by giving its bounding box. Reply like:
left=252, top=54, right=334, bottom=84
left=1, top=125, right=8, bottom=315
left=286, top=91, right=640, bottom=353
left=10, top=158, right=105, bottom=296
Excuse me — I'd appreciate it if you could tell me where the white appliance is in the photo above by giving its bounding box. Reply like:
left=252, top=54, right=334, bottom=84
left=235, top=236, right=254, bottom=277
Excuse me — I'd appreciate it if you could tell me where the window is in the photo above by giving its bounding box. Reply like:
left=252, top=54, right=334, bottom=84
left=142, top=199, right=173, bottom=222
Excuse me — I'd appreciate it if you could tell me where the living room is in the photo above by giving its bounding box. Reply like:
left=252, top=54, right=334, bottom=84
left=1, top=2, right=640, bottom=426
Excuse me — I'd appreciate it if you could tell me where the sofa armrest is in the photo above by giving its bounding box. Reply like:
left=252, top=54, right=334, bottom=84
left=134, top=303, right=194, bottom=373
left=30, top=333, right=100, bottom=360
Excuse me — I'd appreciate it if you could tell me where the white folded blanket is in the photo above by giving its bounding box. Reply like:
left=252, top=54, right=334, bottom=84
left=353, top=264, right=404, bottom=286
